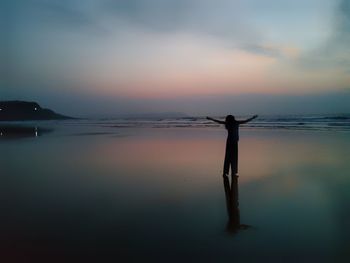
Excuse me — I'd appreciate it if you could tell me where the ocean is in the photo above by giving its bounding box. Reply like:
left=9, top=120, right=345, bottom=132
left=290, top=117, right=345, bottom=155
left=1, top=114, right=350, bottom=139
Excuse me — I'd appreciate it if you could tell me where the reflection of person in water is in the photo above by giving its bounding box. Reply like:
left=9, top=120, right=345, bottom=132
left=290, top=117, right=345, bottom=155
left=207, top=115, right=257, bottom=176
left=223, top=173, right=250, bottom=233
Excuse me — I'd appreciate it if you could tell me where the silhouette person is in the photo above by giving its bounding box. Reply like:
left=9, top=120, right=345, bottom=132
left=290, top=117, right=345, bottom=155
left=206, top=115, right=257, bottom=176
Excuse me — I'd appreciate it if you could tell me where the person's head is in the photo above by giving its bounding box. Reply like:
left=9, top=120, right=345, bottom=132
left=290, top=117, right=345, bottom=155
left=225, top=115, right=235, bottom=129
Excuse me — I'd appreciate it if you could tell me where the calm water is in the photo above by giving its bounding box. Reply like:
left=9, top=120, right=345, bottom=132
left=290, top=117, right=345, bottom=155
left=1, top=119, right=350, bottom=262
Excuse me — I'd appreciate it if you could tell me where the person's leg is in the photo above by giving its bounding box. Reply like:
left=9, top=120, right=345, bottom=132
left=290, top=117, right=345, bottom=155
left=224, top=151, right=230, bottom=176
left=231, top=142, right=238, bottom=175
left=223, top=140, right=231, bottom=175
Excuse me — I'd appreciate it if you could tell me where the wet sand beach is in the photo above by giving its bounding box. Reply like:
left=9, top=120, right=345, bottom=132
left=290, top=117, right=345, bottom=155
left=1, top=120, right=350, bottom=262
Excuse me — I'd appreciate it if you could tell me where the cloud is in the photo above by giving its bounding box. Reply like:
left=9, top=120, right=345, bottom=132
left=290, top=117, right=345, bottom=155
left=102, top=0, right=193, bottom=32
left=297, top=0, right=350, bottom=73
left=11, top=0, right=264, bottom=53
left=37, top=0, right=96, bottom=28
left=102, top=0, right=264, bottom=49
left=239, top=44, right=300, bottom=59
left=336, top=0, right=350, bottom=39
left=15, top=0, right=107, bottom=34
left=3, top=0, right=309, bottom=60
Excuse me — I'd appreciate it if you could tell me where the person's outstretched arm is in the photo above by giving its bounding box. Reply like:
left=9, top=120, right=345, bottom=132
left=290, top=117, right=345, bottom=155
left=206, top=116, right=226, bottom=124
left=237, top=115, right=258, bottom=124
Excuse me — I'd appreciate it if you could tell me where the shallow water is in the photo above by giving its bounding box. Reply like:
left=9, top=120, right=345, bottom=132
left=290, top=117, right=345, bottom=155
left=1, top=122, right=350, bottom=262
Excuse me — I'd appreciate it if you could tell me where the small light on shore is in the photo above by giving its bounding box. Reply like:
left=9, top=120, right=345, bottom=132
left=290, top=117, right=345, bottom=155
left=34, top=107, right=37, bottom=111
left=0, top=108, right=2, bottom=111
left=35, top=127, right=38, bottom=137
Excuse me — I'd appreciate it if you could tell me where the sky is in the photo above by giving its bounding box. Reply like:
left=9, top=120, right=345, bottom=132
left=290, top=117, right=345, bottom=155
left=1, top=0, right=350, bottom=116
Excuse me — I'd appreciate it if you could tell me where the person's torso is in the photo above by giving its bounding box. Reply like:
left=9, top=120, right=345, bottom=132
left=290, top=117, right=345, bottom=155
left=226, top=122, right=239, bottom=141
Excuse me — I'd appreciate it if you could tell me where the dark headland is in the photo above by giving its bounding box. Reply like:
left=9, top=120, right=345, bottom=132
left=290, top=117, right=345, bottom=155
left=0, top=101, right=73, bottom=121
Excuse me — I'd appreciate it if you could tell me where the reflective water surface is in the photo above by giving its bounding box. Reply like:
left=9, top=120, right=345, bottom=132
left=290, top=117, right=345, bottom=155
left=1, top=123, right=350, bottom=262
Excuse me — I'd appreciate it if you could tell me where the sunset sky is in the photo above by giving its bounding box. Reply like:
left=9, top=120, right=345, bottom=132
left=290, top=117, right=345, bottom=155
left=2, top=0, right=350, bottom=116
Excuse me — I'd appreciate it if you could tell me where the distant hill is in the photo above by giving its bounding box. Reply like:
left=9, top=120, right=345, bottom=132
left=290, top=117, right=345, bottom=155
left=0, top=101, right=73, bottom=121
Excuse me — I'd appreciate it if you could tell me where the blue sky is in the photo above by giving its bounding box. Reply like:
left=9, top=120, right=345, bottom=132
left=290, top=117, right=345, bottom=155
left=1, top=0, right=349, bottom=116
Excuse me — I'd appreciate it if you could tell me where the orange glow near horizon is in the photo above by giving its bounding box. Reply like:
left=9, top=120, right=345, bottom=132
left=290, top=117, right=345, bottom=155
left=67, top=30, right=350, bottom=100
left=79, top=50, right=281, bottom=98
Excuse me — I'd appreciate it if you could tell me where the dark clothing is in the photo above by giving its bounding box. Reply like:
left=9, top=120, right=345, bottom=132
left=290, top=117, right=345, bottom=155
left=224, top=139, right=238, bottom=175
left=225, top=121, right=239, bottom=141
left=224, top=120, right=239, bottom=175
